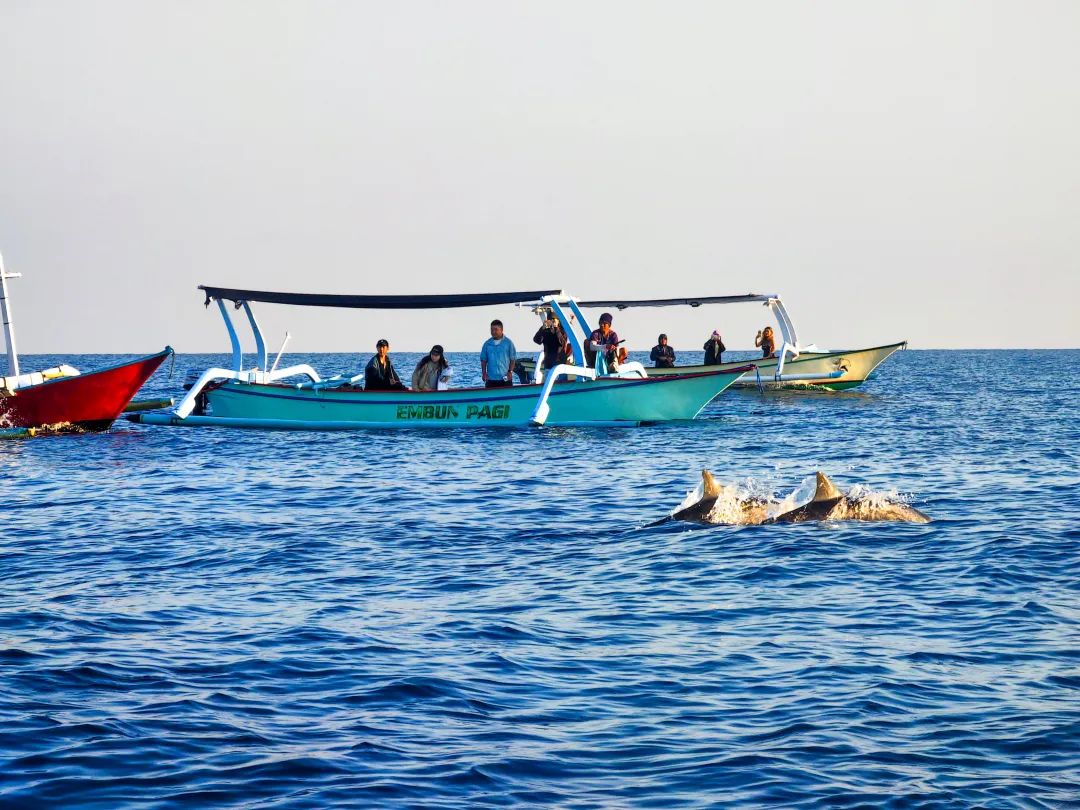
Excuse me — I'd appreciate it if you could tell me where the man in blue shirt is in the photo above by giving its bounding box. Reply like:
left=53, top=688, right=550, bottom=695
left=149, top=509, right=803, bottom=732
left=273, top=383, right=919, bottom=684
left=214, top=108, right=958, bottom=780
left=480, top=319, right=517, bottom=388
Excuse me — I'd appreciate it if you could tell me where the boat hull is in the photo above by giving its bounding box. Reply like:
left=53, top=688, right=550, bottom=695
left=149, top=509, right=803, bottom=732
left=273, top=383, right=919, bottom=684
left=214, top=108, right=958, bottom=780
left=524, top=342, right=905, bottom=391
left=0, top=349, right=172, bottom=431
left=701, top=342, right=904, bottom=390
left=139, top=366, right=750, bottom=430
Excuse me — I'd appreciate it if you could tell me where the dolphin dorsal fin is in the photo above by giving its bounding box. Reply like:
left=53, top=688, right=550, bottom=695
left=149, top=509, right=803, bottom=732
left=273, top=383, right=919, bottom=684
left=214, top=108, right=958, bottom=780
left=701, top=470, right=721, bottom=499
left=812, top=472, right=843, bottom=502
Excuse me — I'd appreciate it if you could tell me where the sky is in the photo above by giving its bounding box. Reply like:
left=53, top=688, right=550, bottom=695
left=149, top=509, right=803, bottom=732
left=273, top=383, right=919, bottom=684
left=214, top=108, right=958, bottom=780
left=1, top=1, right=1078, bottom=354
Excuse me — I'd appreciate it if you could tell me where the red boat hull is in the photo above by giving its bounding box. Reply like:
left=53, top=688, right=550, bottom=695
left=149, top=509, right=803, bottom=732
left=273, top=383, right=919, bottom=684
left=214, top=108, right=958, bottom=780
left=0, top=348, right=172, bottom=432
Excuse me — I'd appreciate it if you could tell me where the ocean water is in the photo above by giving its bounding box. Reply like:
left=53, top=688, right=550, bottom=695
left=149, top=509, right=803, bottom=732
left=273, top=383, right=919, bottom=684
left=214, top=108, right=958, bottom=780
left=2, top=349, right=1078, bottom=808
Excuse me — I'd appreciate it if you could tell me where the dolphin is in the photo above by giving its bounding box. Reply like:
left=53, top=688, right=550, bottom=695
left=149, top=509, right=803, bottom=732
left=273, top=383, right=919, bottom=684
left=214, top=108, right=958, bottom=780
left=768, top=472, right=931, bottom=524
left=665, top=470, right=770, bottom=526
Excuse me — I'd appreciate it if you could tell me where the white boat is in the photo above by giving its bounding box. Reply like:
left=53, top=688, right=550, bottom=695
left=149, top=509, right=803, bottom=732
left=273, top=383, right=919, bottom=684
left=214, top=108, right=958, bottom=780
left=522, top=294, right=905, bottom=390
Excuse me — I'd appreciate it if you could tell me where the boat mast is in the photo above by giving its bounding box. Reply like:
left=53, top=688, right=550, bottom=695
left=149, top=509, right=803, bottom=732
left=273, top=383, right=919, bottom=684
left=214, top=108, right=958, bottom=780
left=0, top=252, right=21, bottom=377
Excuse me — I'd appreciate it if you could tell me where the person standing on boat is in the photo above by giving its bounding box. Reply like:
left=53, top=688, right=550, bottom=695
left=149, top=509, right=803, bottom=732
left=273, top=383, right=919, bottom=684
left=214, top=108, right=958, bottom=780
left=586, top=312, right=624, bottom=371
left=412, top=344, right=451, bottom=391
left=650, top=334, right=676, bottom=368
left=533, top=312, right=568, bottom=373
left=480, top=320, right=517, bottom=388
left=755, top=326, right=776, bottom=358
left=365, top=338, right=406, bottom=390
left=703, top=331, right=726, bottom=365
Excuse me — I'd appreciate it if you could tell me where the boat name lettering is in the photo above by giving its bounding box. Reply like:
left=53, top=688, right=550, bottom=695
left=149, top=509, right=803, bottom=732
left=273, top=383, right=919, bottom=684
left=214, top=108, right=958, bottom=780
left=466, top=404, right=509, bottom=420
left=396, top=404, right=459, bottom=420
left=394, top=403, right=510, bottom=420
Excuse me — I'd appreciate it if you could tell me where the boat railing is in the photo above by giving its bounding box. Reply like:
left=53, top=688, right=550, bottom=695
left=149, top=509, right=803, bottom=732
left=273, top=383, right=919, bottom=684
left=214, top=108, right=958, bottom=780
left=530, top=363, right=597, bottom=426
left=767, top=343, right=846, bottom=385
left=529, top=360, right=648, bottom=426
left=174, top=364, right=322, bottom=419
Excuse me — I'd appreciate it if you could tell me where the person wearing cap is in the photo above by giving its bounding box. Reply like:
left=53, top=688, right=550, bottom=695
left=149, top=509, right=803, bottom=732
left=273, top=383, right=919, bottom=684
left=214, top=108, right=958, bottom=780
left=703, top=330, right=726, bottom=365
left=586, top=312, right=622, bottom=370
left=480, top=319, right=517, bottom=387
left=412, top=344, right=452, bottom=391
left=650, top=334, right=676, bottom=368
left=364, top=338, right=406, bottom=390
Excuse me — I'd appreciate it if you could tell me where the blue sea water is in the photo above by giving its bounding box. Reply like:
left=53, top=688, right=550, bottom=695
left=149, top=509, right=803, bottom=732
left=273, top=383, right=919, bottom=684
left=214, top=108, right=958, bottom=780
left=1, top=348, right=1078, bottom=808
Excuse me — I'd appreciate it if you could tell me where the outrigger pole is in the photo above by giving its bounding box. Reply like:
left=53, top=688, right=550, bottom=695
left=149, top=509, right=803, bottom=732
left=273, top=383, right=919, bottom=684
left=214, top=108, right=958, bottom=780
left=0, top=252, right=22, bottom=377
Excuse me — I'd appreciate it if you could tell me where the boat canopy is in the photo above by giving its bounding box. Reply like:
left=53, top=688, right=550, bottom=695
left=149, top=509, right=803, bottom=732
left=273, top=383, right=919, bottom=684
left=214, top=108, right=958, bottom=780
left=577, top=294, right=776, bottom=310
left=199, top=286, right=561, bottom=310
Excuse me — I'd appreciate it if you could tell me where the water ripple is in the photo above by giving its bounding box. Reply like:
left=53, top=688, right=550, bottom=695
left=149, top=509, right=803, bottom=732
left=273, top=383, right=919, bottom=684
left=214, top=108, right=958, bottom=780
left=1, top=350, right=1078, bottom=807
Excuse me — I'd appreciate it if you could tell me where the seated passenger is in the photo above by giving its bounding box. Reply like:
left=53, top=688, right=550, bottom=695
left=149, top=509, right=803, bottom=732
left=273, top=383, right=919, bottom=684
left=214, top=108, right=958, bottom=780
left=586, top=312, right=621, bottom=371
left=412, top=344, right=451, bottom=391
left=650, top=334, right=676, bottom=368
left=364, top=338, right=406, bottom=390
left=755, top=326, right=776, bottom=358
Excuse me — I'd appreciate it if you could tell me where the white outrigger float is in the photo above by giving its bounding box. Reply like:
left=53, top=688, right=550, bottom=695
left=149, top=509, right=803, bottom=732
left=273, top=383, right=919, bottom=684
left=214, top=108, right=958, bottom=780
left=522, top=294, right=905, bottom=391
left=129, top=287, right=754, bottom=430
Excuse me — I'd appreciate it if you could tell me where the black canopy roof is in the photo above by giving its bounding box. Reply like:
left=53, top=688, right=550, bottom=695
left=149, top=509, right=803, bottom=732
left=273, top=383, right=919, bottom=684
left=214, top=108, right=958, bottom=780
left=199, top=286, right=561, bottom=310
left=576, top=294, right=773, bottom=310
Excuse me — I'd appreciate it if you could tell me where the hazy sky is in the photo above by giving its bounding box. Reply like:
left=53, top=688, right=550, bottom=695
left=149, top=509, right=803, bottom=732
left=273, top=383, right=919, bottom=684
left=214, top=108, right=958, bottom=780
left=1, top=1, right=1077, bottom=353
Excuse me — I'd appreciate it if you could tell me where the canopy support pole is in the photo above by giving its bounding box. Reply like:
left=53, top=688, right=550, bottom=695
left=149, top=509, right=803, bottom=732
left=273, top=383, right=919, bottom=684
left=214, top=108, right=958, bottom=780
left=216, top=299, right=243, bottom=372
left=564, top=299, right=593, bottom=353
left=548, top=300, right=586, bottom=368
left=768, top=297, right=800, bottom=351
left=241, top=301, right=268, bottom=372
left=0, top=252, right=21, bottom=377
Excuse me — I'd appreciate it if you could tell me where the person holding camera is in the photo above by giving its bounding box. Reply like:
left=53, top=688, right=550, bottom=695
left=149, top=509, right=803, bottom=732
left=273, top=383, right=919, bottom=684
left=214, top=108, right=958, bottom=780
left=703, top=330, right=726, bottom=365
left=533, top=312, right=568, bottom=373
left=755, top=326, right=776, bottom=358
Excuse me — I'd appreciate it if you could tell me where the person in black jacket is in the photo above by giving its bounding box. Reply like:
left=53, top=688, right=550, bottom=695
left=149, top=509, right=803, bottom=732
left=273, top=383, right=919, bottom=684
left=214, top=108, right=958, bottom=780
left=703, top=331, right=726, bottom=365
left=364, top=338, right=406, bottom=390
left=650, top=334, right=676, bottom=368
left=533, top=312, right=568, bottom=372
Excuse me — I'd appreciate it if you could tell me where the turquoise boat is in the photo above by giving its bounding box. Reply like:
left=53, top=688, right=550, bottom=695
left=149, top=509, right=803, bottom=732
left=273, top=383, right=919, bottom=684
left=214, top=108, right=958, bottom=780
left=130, top=287, right=753, bottom=430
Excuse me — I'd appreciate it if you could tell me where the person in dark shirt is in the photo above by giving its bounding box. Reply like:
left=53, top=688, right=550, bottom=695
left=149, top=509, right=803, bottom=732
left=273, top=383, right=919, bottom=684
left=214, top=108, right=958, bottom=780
left=533, top=312, right=568, bottom=372
left=703, top=330, right=726, bottom=365
left=364, top=338, right=406, bottom=390
left=586, top=312, right=621, bottom=371
left=755, top=326, right=776, bottom=358
left=650, top=334, right=676, bottom=368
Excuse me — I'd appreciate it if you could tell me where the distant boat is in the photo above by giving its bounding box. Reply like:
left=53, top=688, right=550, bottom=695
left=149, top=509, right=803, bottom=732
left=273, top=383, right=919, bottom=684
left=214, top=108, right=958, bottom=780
left=0, top=252, right=172, bottom=433
left=129, top=286, right=752, bottom=430
left=521, top=294, right=905, bottom=391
